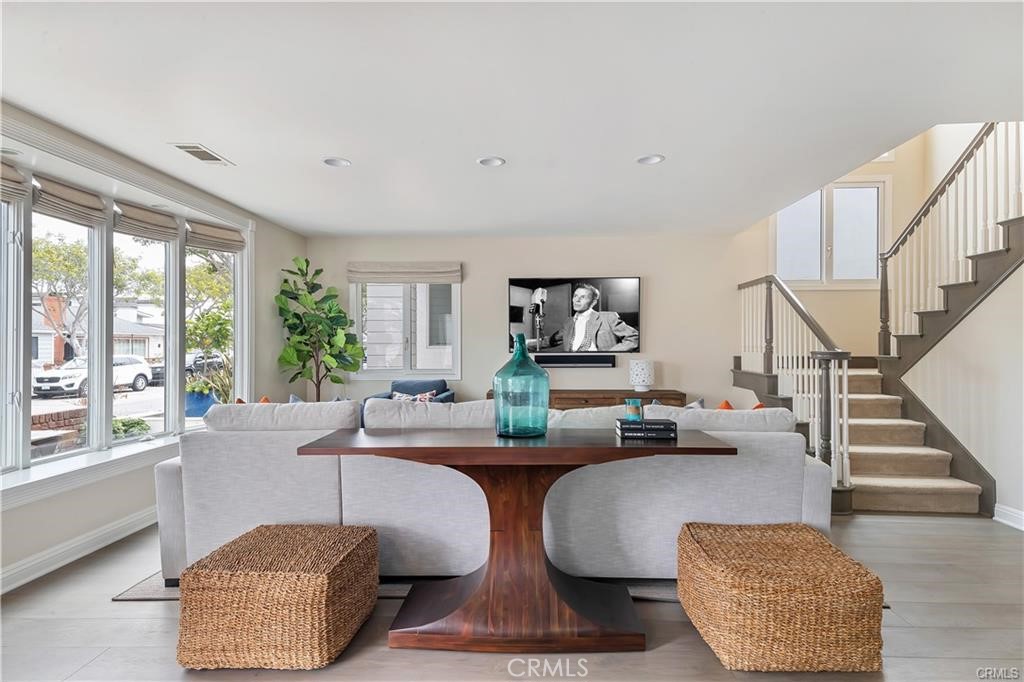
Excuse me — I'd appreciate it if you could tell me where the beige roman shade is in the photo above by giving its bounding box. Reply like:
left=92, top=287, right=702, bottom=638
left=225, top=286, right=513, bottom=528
left=346, top=261, right=462, bottom=284
left=33, top=175, right=106, bottom=226
left=185, top=220, right=246, bottom=252
left=114, top=202, right=180, bottom=241
left=1, top=162, right=29, bottom=201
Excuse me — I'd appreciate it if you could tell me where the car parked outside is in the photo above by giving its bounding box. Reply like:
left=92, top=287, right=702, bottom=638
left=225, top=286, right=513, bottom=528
left=32, top=355, right=152, bottom=398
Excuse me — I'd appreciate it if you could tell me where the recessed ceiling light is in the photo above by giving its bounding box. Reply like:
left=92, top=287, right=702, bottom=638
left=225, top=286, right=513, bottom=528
left=323, top=157, right=352, bottom=167
left=477, top=156, right=506, bottom=167
left=0, top=148, right=21, bottom=156
left=636, top=154, right=666, bottom=165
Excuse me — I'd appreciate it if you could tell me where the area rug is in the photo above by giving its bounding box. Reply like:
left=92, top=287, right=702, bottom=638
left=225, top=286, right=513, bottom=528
left=114, top=573, right=679, bottom=603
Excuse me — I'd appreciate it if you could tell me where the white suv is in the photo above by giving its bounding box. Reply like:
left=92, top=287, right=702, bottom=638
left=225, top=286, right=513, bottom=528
left=33, top=355, right=152, bottom=398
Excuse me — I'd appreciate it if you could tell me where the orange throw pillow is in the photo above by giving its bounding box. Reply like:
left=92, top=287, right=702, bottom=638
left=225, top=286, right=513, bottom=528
left=717, top=400, right=734, bottom=410
left=753, top=402, right=765, bottom=410
left=235, top=397, right=245, bottom=404
left=258, top=395, right=271, bottom=403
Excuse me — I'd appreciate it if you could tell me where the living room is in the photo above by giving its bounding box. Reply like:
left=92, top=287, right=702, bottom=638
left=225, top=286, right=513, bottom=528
left=1, top=3, right=1022, bottom=681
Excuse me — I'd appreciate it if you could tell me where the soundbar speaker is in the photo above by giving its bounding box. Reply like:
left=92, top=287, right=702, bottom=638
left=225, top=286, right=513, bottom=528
left=533, top=354, right=616, bottom=368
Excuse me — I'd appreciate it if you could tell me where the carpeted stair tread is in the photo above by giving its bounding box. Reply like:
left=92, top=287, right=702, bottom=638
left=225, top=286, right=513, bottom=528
left=849, top=445, right=952, bottom=476
left=850, top=475, right=982, bottom=494
left=847, top=418, right=926, bottom=446
left=847, top=394, right=902, bottom=418
left=846, top=370, right=883, bottom=394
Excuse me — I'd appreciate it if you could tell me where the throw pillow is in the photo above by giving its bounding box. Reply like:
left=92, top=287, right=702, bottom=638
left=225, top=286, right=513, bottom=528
left=235, top=397, right=245, bottom=404
left=288, top=394, right=347, bottom=403
left=258, top=395, right=271, bottom=404
left=684, top=398, right=705, bottom=410
left=752, top=402, right=766, bottom=410
left=392, top=389, right=438, bottom=402
left=716, top=400, right=734, bottom=410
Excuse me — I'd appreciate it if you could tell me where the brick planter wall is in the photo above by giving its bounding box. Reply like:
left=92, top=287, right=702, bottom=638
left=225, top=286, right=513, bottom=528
left=31, top=407, right=87, bottom=432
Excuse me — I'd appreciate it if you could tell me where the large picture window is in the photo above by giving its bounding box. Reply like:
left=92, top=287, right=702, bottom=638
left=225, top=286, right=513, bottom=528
left=0, top=160, right=248, bottom=472
left=774, top=179, right=889, bottom=287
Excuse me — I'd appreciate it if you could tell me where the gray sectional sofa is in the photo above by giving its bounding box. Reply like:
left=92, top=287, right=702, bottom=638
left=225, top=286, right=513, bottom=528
left=155, top=399, right=831, bottom=584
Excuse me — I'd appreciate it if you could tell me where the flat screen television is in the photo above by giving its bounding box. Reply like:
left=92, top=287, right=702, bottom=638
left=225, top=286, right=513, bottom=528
left=508, top=277, right=640, bottom=353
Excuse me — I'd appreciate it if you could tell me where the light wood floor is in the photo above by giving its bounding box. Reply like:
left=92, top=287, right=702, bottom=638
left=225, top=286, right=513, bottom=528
left=2, top=514, right=1022, bottom=681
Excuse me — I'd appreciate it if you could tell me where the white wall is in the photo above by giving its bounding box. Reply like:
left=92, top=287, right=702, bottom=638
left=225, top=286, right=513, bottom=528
left=310, top=227, right=768, bottom=406
left=904, top=268, right=1024, bottom=521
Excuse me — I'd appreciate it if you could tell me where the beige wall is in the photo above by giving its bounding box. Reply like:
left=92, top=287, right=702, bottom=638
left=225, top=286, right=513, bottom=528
left=904, top=269, right=1024, bottom=516
left=1, top=452, right=172, bottom=569
left=251, top=219, right=308, bottom=401
left=923, top=123, right=985, bottom=195
left=311, top=229, right=768, bottom=407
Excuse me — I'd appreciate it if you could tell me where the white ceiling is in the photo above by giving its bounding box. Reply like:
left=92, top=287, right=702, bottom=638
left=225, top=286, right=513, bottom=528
left=2, top=2, right=1021, bottom=237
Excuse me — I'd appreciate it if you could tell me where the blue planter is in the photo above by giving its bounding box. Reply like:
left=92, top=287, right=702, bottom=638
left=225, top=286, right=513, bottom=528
left=185, top=391, right=219, bottom=418
left=493, top=333, right=550, bottom=437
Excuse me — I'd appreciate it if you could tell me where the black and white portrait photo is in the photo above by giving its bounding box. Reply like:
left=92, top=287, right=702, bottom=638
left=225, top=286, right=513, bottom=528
left=508, top=277, right=640, bottom=353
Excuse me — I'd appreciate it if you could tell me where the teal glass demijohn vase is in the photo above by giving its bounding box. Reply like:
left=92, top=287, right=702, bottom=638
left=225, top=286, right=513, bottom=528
left=493, top=333, right=550, bottom=437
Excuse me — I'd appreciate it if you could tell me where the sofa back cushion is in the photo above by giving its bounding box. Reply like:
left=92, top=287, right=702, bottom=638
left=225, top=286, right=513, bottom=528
left=204, top=401, right=359, bottom=431
left=363, top=398, right=494, bottom=428
left=391, top=378, right=448, bottom=396
left=547, top=404, right=625, bottom=429
left=643, top=405, right=796, bottom=432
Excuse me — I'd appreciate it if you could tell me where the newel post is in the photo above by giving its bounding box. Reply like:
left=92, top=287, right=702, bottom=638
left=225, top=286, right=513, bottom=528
left=878, top=256, right=891, bottom=356
left=763, top=280, right=774, bottom=375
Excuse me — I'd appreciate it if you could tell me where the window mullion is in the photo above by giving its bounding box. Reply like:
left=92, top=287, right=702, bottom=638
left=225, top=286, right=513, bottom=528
left=88, top=202, right=115, bottom=451
left=166, top=218, right=186, bottom=434
left=404, top=284, right=413, bottom=371
left=823, top=184, right=836, bottom=284
left=11, top=190, right=31, bottom=470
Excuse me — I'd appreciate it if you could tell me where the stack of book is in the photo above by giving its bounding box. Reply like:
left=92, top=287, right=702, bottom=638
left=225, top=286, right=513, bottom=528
left=614, top=418, right=678, bottom=441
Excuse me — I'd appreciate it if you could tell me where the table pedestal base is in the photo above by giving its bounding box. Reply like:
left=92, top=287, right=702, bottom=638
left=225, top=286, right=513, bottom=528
left=386, top=465, right=646, bottom=653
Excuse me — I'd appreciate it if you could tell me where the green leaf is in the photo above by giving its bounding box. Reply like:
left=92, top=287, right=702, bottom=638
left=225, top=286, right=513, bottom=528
left=291, top=256, right=308, bottom=276
left=322, top=353, right=338, bottom=369
left=297, top=291, right=317, bottom=310
left=328, top=374, right=345, bottom=384
left=277, top=345, right=300, bottom=368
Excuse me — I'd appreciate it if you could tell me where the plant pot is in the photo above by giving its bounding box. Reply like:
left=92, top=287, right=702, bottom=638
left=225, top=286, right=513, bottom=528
left=185, top=391, right=220, bottom=418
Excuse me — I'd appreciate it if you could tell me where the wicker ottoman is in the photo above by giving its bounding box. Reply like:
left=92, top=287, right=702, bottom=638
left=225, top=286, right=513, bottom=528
left=677, top=522, right=882, bottom=672
left=177, top=524, right=378, bottom=670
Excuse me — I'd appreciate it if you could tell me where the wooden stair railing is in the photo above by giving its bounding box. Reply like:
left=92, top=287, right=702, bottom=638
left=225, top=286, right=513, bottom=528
left=737, top=275, right=852, bottom=505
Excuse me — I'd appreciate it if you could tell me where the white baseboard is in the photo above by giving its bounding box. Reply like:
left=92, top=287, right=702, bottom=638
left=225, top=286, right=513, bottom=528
left=1, top=506, right=156, bottom=594
left=994, top=504, right=1024, bottom=531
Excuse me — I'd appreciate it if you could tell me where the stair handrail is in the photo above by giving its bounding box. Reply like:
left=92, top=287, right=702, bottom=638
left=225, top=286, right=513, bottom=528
left=738, top=274, right=841, bottom=351
left=737, top=274, right=851, bottom=497
left=877, top=121, right=1023, bottom=355
left=881, top=123, right=995, bottom=261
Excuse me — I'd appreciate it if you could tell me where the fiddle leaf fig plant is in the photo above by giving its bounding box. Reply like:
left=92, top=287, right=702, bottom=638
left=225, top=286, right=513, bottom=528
left=276, top=257, right=364, bottom=401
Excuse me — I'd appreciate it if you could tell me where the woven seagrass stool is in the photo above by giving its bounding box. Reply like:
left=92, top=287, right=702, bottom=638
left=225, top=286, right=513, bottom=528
left=677, top=522, right=882, bottom=672
left=177, top=524, right=378, bottom=670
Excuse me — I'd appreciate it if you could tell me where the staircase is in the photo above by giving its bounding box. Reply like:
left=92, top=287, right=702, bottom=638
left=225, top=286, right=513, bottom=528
left=735, top=121, right=1022, bottom=517
left=844, top=363, right=981, bottom=514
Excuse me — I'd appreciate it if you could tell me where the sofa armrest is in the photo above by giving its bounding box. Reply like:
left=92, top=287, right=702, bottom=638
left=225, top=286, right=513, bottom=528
left=154, top=456, right=186, bottom=584
left=802, top=456, right=832, bottom=536
left=431, top=389, right=455, bottom=404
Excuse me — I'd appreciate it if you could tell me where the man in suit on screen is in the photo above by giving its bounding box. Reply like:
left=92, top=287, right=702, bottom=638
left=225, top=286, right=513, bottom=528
left=531, top=284, right=638, bottom=352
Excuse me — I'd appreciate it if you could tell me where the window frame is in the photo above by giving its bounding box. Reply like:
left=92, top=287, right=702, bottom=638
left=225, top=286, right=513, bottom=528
left=2, top=165, right=249, bottom=472
left=349, top=282, right=462, bottom=381
left=770, top=175, right=892, bottom=291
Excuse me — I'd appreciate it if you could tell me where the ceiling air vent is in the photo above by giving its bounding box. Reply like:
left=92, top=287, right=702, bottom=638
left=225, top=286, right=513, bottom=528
left=170, top=143, right=235, bottom=166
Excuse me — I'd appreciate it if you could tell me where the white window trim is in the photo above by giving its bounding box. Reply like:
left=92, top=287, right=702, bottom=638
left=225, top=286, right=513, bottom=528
left=770, top=174, right=892, bottom=291
left=348, top=282, right=462, bottom=381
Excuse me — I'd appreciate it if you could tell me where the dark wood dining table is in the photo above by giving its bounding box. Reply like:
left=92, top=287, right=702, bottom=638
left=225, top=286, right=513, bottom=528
left=297, top=427, right=737, bottom=653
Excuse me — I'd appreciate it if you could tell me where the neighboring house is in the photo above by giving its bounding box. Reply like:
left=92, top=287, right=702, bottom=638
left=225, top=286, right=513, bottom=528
left=31, top=306, right=165, bottom=365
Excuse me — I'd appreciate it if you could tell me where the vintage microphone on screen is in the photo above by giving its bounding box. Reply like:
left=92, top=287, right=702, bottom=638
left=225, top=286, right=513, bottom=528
left=529, top=288, right=548, bottom=349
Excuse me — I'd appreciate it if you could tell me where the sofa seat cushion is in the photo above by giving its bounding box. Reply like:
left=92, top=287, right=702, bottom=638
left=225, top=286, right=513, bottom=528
left=363, top=398, right=494, bottom=429
left=645, top=405, right=796, bottom=432
left=204, top=402, right=359, bottom=431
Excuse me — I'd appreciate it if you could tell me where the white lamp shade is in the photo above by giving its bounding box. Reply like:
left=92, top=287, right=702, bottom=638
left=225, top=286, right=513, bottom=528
left=629, top=359, right=654, bottom=391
